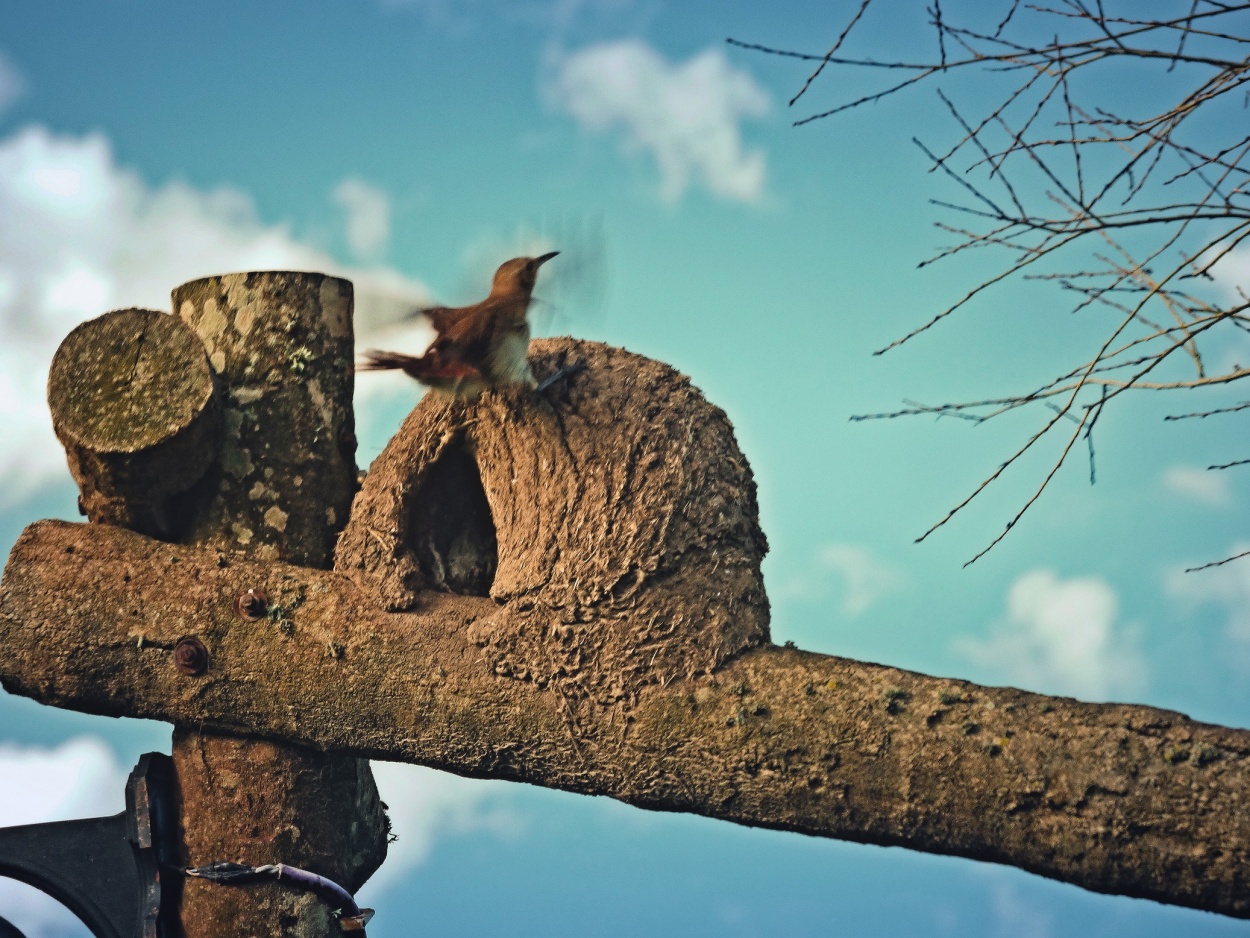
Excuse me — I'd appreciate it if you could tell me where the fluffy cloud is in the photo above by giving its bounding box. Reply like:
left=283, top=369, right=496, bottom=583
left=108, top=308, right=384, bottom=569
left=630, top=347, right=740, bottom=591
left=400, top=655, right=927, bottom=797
left=550, top=40, right=770, bottom=203
left=955, top=569, right=1146, bottom=701
left=0, top=737, right=126, bottom=938
left=817, top=543, right=905, bottom=617
left=0, top=51, right=24, bottom=116
left=0, top=125, right=431, bottom=506
left=1162, top=465, right=1231, bottom=506
left=773, top=542, right=905, bottom=618
left=333, top=178, right=391, bottom=260
left=1210, top=244, right=1249, bottom=303
left=1166, top=542, right=1250, bottom=647
left=983, top=875, right=1053, bottom=938
left=357, top=762, right=520, bottom=898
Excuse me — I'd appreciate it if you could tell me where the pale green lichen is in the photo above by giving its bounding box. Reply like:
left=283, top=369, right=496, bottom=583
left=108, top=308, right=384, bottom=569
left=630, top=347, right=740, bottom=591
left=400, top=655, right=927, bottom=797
left=198, top=298, right=228, bottom=343
left=288, top=346, right=315, bottom=374
left=234, top=303, right=258, bottom=337
left=221, top=443, right=254, bottom=479
left=1191, top=745, right=1221, bottom=767
left=1164, top=745, right=1191, bottom=764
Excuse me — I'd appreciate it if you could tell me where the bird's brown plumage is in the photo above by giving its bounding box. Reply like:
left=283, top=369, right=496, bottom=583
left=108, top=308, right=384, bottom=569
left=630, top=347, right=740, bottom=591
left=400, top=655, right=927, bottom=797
left=361, top=251, right=558, bottom=397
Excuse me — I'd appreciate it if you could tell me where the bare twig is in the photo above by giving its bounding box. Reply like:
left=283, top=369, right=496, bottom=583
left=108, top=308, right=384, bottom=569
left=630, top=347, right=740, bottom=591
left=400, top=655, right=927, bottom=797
left=737, top=0, right=1250, bottom=562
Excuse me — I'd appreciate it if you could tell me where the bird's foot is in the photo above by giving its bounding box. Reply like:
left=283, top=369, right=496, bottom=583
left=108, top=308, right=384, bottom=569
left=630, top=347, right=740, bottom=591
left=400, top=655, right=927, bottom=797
left=535, top=358, right=588, bottom=394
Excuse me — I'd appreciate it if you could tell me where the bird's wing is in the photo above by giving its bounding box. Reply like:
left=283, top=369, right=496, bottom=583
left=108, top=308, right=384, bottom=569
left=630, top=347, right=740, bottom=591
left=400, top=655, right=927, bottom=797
left=433, top=300, right=502, bottom=360
left=359, top=349, right=421, bottom=372
left=412, top=305, right=467, bottom=334
left=417, top=308, right=462, bottom=335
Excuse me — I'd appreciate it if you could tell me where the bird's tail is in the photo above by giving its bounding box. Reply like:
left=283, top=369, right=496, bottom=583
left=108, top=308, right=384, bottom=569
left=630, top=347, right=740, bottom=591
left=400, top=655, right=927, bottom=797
left=359, top=349, right=425, bottom=373
left=359, top=348, right=485, bottom=389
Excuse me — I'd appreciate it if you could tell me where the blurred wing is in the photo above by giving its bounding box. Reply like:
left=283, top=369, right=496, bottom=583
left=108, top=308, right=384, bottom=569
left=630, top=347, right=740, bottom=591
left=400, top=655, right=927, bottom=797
left=540, top=215, right=609, bottom=335
left=456, top=214, right=610, bottom=337
left=434, top=302, right=500, bottom=361
left=359, top=349, right=424, bottom=374
left=410, top=305, right=468, bottom=335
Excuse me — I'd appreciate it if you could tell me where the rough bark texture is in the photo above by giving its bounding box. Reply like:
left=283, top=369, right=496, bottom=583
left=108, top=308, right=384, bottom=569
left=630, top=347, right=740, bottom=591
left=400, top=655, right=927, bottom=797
left=167, top=272, right=385, bottom=938
left=3, top=518, right=1247, bottom=918
left=43, top=300, right=383, bottom=936
left=173, top=272, right=358, bottom=565
left=336, top=338, right=770, bottom=713
left=47, top=308, right=219, bottom=539
left=10, top=320, right=1247, bottom=921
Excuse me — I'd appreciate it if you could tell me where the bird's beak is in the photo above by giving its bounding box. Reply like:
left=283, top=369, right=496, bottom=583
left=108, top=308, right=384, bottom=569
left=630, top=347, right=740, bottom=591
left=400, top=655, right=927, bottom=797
left=534, top=251, right=560, bottom=267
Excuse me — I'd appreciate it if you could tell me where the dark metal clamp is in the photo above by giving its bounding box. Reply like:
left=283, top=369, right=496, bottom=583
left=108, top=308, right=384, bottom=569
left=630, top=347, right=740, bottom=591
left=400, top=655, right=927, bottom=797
left=0, top=752, right=176, bottom=938
left=0, top=751, right=374, bottom=937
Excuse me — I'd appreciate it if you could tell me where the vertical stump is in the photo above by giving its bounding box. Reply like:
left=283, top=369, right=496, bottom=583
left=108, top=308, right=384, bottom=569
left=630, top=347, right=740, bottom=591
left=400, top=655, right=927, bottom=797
left=170, top=272, right=385, bottom=937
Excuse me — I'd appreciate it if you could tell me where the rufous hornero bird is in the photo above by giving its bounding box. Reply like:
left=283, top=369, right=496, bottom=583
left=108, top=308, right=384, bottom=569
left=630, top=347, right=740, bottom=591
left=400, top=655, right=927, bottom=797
left=360, top=251, right=583, bottom=397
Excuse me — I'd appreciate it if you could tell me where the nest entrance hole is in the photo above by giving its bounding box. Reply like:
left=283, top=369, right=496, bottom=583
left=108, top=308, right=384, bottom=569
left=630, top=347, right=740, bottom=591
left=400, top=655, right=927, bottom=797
left=407, top=442, right=498, bottom=596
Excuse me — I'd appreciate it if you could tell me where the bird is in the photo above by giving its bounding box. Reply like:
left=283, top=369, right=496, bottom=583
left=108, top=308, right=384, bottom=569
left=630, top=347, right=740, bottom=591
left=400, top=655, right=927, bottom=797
left=361, top=251, right=573, bottom=398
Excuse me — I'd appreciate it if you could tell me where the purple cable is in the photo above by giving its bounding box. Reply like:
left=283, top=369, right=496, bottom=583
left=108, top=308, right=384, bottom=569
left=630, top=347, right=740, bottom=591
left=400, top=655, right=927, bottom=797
left=185, top=861, right=374, bottom=931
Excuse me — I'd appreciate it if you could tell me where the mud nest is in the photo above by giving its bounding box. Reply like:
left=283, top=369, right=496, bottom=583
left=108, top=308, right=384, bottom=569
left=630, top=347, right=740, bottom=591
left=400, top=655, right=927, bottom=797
left=337, top=338, right=770, bottom=708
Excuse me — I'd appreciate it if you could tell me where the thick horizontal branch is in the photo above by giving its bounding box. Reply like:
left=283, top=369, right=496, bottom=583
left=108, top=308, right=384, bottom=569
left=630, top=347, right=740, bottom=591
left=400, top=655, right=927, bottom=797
left=3, top=520, right=1249, bottom=918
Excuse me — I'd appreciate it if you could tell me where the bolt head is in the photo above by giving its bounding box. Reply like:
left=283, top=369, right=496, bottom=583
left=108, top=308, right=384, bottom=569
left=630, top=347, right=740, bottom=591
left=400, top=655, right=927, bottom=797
left=174, top=637, right=209, bottom=676
left=234, top=588, right=269, bottom=621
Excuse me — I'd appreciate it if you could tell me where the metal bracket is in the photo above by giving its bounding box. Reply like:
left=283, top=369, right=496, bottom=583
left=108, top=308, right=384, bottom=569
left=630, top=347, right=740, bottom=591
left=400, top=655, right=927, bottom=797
left=0, top=752, right=176, bottom=938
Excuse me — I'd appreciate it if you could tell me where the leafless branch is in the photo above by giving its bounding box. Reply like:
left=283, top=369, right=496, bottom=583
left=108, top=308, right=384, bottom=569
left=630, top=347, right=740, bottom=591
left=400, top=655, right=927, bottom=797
left=735, top=1, right=1250, bottom=562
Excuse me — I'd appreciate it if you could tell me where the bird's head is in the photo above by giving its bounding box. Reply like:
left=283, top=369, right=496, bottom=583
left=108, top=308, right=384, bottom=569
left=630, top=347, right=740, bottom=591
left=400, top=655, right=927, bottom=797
left=490, top=251, right=559, bottom=298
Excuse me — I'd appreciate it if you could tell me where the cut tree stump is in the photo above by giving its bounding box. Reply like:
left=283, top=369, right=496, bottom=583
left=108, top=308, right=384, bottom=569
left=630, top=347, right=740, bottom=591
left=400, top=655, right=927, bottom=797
left=48, top=307, right=219, bottom=539
left=169, top=273, right=384, bottom=938
left=42, top=276, right=388, bottom=938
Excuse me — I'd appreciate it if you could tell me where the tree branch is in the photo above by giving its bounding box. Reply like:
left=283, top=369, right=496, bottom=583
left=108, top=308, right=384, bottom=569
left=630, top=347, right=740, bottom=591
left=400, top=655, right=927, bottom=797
left=2, top=518, right=1247, bottom=919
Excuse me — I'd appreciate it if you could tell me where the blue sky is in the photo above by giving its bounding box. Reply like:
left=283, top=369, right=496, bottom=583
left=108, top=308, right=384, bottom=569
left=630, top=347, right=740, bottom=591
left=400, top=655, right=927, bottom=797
left=0, top=1, right=1248, bottom=935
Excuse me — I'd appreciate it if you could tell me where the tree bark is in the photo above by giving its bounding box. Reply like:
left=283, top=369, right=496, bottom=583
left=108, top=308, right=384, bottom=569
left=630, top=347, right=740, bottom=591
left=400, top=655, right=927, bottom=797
left=15, top=328, right=1248, bottom=924
left=47, top=307, right=219, bottom=539
left=42, top=279, right=388, bottom=936
left=167, top=272, right=385, bottom=938
left=2, top=517, right=1247, bottom=918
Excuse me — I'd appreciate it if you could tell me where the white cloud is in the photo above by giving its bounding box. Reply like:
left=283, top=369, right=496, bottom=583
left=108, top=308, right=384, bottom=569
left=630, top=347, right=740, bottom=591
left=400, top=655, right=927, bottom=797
left=818, top=544, right=905, bottom=617
left=550, top=39, right=770, bottom=203
left=0, top=736, right=124, bottom=825
left=0, top=52, right=24, bottom=117
left=955, top=570, right=1146, bottom=701
left=1167, top=542, right=1250, bottom=646
left=0, top=737, right=126, bottom=938
left=0, top=125, right=432, bottom=506
left=1210, top=244, right=1250, bottom=304
left=773, top=543, right=905, bottom=617
left=357, top=762, right=520, bottom=898
left=1162, top=465, right=1231, bottom=506
left=333, top=178, right=391, bottom=260
left=978, top=873, right=1052, bottom=938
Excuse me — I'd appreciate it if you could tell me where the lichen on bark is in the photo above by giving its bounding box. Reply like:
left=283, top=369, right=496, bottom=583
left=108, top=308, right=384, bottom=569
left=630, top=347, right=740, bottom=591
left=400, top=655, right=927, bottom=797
left=48, top=307, right=219, bottom=538
left=10, top=304, right=1250, bottom=927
